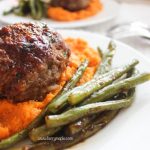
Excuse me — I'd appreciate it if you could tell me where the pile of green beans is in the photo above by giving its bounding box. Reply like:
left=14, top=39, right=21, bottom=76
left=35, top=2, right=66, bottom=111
left=65, top=48, right=135, bottom=136
left=3, top=0, right=46, bottom=20
left=0, top=42, right=150, bottom=150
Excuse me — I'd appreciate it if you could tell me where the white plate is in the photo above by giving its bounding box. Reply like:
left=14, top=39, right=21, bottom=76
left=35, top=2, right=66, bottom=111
left=7, top=30, right=150, bottom=150
left=58, top=30, right=150, bottom=150
left=0, top=0, right=119, bottom=28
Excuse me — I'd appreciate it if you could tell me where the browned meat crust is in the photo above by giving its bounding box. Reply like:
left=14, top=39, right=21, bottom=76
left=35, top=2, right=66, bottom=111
left=50, top=0, right=90, bottom=11
left=0, top=23, right=70, bottom=102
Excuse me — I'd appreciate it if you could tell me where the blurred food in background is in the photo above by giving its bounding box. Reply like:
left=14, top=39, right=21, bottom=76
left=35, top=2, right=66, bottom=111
left=4, top=0, right=103, bottom=21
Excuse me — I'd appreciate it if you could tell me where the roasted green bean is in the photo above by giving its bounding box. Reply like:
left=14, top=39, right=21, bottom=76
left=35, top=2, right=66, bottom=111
left=68, top=59, right=138, bottom=105
left=81, top=72, right=150, bottom=105
left=66, top=43, right=115, bottom=135
left=29, top=125, right=61, bottom=142
left=26, top=89, right=135, bottom=150
left=46, top=98, right=133, bottom=128
left=47, top=59, right=89, bottom=113
left=94, top=41, right=116, bottom=77
left=66, top=70, right=136, bottom=136
left=25, top=110, right=119, bottom=150
left=29, top=0, right=44, bottom=20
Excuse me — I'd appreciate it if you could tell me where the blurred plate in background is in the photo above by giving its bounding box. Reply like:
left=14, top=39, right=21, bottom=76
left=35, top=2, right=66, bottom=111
left=0, top=0, right=120, bottom=28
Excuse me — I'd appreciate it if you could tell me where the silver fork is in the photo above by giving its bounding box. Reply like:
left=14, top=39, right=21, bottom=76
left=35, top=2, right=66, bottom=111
left=107, top=21, right=150, bottom=40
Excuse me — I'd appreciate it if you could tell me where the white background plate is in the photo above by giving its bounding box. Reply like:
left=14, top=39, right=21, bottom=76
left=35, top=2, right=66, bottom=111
left=0, top=0, right=119, bottom=28
left=8, top=30, right=150, bottom=150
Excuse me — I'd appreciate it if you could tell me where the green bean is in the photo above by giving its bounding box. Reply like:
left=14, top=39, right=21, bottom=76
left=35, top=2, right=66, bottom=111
left=47, top=70, right=144, bottom=130
left=94, top=41, right=116, bottom=77
left=47, top=59, right=89, bottom=113
left=6, top=0, right=28, bottom=16
left=23, top=89, right=135, bottom=150
left=48, top=59, right=136, bottom=114
left=108, top=40, right=116, bottom=51
left=94, top=47, right=103, bottom=77
left=53, top=59, right=89, bottom=100
left=29, top=0, right=37, bottom=19
left=65, top=69, right=136, bottom=136
left=81, top=72, right=150, bottom=105
left=97, top=47, right=103, bottom=59
left=45, top=98, right=132, bottom=128
left=65, top=115, right=96, bottom=136
left=60, top=59, right=89, bottom=95
left=27, top=90, right=132, bottom=149
left=29, top=0, right=43, bottom=20
left=28, top=89, right=135, bottom=150
left=36, top=0, right=44, bottom=19
left=66, top=43, right=116, bottom=135
left=4, top=0, right=44, bottom=19
left=3, top=7, right=19, bottom=16
left=49, top=59, right=138, bottom=113
left=68, top=59, right=138, bottom=105
left=0, top=60, right=88, bottom=149
left=14, top=0, right=29, bottom=16
left=29, top=125, right=61, bottom=142
left=66, top=41, right=116, bottom=135
left=25, top=110, right=119, bottom=150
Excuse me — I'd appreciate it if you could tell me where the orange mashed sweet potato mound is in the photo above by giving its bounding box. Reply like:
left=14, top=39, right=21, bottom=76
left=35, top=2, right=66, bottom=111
left=0, top=38, right=101, bottom=140
left=47, top=0, right=103, bottom=21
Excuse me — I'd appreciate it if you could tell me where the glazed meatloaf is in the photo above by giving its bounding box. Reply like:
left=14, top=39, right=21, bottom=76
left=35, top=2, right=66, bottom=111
left=0, top=23, right=70, bottom=102
left=50, top=0, right=91, bottom=11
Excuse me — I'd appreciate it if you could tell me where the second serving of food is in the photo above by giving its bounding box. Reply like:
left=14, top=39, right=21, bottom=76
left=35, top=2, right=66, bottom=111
left=0, top=23, right=150, bottom=150
left=4, top=0, right=103, bottom=21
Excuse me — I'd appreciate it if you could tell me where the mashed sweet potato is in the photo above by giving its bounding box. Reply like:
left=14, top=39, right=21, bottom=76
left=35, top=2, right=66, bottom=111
left=0, top=38, right=101, bottom=140
left=47, top=0, right=103, bottom=21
